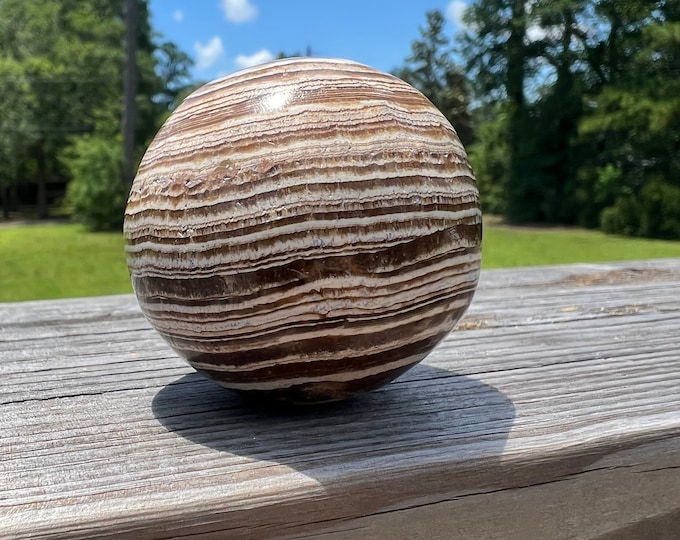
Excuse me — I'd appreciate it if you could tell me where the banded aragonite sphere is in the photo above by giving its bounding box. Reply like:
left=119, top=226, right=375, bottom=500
left=124, top=57, right=482, bottom=404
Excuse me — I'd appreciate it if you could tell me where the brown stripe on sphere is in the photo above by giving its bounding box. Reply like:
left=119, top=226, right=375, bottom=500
left=132, top=227, right=480, bottom=310
left=125, top=150, right=475, bottom=215
left=198, top=332, right=452, bottom=403
left=124, top=57, right=482, bottom=403
left=146, top=286, right=477, bottom=373
left=130, top=229, right=479, bottom=342
left=127, top=213, right=481, bottom=278
left=154, top=274, right=477, bottom=354
left=228, top=361, right=424, bottom=405
left=126, top=197, right=479, bottom=247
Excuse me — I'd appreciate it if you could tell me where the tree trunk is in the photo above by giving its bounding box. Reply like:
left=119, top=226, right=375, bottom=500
left=506, top=0, right=526, bottom=112
left=1, top=184, right=9, bottom=220
left=122, top=0, right=138, bottom=186
left=36, top=141, right=48, bottom=219
left=505, top=0, right=529, bottom=223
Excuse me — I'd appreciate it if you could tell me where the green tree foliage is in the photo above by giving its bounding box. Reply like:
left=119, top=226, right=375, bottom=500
left=456, top=0, right=680, bottom=238
left=0, top=58, right=36, bottom=218
left=467, top=106, right=510, bottom=215
left=394, top=10, right=474, bottom=147
left=0, top=0, right=192, bottom=228
left=460, top=0, right=534, bottom=222
left=577, top=1, right=680, bottom=238
left=62, top=135, right=128, bottom=231
left=0, top=0, right=125, bottom=218
left=461, top=0, right=594, bottom=223
left=276, top=45, right=314, bottom=59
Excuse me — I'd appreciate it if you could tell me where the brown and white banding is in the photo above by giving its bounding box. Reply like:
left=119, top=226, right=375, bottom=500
left=124, top=57, right=482, bottom=403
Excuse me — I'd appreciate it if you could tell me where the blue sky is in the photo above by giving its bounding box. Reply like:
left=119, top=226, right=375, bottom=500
left=148, top=0, right=470, bottom=82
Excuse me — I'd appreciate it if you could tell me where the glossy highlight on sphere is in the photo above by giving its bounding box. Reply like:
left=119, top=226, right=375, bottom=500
left=124, top=57, right=482, bottom=403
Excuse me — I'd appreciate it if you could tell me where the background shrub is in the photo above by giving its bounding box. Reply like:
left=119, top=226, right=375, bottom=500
left=62, top=135, right=129, bottom=231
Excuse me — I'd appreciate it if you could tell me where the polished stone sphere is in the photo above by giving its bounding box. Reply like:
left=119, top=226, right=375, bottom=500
left=124, top=57, right=481, bottom=403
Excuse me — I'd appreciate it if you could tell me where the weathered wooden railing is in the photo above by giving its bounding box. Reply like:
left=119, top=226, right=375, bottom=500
left=2, top=259, right=679, bottom=539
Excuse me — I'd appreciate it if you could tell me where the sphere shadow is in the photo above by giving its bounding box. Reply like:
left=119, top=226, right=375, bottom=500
left=151, top=363, right=516, bottom=483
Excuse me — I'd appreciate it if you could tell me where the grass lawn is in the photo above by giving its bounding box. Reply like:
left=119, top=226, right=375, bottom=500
left=482, top=224, right=680, bottom=268
left=0, top=223, right=131, bottom=302
left=1, top=221, right=680, bottom=302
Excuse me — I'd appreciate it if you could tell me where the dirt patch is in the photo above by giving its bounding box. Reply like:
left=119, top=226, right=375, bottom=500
left=483, top=214, right=580, bottom=232
left=455, top=316, right=493, bottom=331
left=0, top=218, right=69, bottom=228
left=550, top=268, right=678, bottom=287
left=597, top=304, right=651, bottom=316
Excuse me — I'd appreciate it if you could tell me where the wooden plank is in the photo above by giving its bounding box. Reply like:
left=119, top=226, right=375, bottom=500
left=1, top=258, right=679, bottom=539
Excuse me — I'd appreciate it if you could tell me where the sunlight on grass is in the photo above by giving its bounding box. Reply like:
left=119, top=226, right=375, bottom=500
left=1, top=221, right=680, bottom=302
left=481, top=225, right=680, bottom=269
left=0, top=224, right=131, bottom=302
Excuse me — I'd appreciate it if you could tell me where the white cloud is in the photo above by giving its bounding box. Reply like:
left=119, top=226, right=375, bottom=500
left=173, top=10, right=183, bottom=22
left=194, top=36, right=224, bottom=70
left=525, top=24, right=563, bottom=43
left=221, top=0, right=257, bottom=23
left=524, top=0, right=538, bottom=16
left=446, top=0, right=468, bottom=29
left=526, top=24, right=546, bottom=42
left=235, top=49, right=274, bottom=69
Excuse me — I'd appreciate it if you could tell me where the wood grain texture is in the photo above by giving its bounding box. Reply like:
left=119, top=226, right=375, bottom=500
left=123, top=58, right=481, bottom=401
left=1, top=259, right=679, bottom=539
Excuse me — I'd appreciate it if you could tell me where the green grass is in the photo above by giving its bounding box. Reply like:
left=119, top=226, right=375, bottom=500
left=2, top=221, right=680, bottom=302
left=481, top=225, right=680, bottom=268
left=0, top=223, right=131, bottom=302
